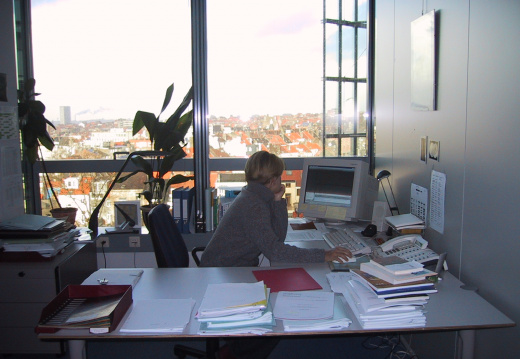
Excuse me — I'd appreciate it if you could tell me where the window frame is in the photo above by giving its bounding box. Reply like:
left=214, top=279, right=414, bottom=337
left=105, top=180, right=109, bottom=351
left=16, top=0, right=375, bottom=229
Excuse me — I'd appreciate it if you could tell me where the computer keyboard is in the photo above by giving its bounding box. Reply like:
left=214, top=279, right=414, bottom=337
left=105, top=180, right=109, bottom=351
left=323, top=226, right=372, bottom=255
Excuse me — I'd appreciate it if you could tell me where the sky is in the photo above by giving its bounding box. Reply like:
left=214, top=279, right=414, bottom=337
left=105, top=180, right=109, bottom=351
left=30, top=0, right=364, bottom=123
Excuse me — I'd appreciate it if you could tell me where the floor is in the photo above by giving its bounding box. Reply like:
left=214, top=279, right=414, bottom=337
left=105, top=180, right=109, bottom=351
left=2, top=335, right=415, bottom=359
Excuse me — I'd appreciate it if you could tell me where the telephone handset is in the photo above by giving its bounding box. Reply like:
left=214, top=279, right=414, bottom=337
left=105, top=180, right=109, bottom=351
left=379, top=234, right=439, bottom=265
left=380, top=234, right=428, bottom=251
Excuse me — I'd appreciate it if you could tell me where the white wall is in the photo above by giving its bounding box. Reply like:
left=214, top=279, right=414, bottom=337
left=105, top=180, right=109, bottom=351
left=375, top=1, right=520, bottom=358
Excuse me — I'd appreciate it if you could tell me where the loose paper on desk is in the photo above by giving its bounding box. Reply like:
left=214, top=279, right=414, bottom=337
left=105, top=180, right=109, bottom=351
left=274, top=291, right=334, bottom=320
left=286, top=220, right=326, bottom=242
left=120, top=299, right=195, bottom=333
left=82, top=269, right=144, bottom=288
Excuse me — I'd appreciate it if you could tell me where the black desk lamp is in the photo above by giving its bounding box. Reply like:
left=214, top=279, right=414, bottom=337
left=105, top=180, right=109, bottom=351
left=376, top=170, right=400, bottom=216
left=105, top=204, right=139, bottom=234
left=88, top=150, right=165, bottom=239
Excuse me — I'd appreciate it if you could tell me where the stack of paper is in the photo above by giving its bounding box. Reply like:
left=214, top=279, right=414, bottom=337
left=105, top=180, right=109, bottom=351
left=350, top=269, right=437, bottom=299
left=274, top=291, right=351, bottom=332
left=121, top=299, right=195, bottom=333
left=360, top=256, right=437, bottom=285
left=1, top=230, right=76, bottom=257
left=196, top=281, right=274, bottom=335
left=385, top=213, right=425, bottom=234
left=327, top=272, right=428, bottom=329
left=0, top=214, right=77, bottom=258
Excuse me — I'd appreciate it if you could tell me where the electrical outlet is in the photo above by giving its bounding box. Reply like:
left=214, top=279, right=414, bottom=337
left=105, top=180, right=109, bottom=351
left=129, top=236, right=140, bottom=247
left=97, top=236, right=109, bottom=248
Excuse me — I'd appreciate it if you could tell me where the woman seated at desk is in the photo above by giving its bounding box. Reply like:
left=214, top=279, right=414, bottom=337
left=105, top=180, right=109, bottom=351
left=200, top=150, right=351, bottom=267
left=200, top=151, right=351, bottom=359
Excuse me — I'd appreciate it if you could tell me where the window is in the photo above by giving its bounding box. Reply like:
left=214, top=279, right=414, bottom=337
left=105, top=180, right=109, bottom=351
left=323, top=0, right=370, bottom=157
left=15, top=0, right=373, bottom=228
left=207, top=0, right=323, bottom=158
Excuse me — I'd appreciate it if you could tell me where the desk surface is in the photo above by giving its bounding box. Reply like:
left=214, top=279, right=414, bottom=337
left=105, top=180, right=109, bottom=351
left=39, top=263, right=514, bottom=340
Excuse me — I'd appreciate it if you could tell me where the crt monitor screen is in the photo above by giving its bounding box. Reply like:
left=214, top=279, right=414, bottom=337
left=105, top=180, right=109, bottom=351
left=304, top=166, right=355, bottom=207
left=298, top=158, right=378, bottom=222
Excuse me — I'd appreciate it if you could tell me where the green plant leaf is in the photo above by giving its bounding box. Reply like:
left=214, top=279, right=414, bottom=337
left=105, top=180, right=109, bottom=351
left=38, top=132, right=55, bottom=151
left=165, top=174, right=194, bottom=189
left=164, top=88, right=193, bottom=137
left=133, top=111, right=157, bottom=138
left=158, top=154, right=177, bottom=178
left=170, top=87, right=193, bottom=121
left=154, top=123, right=185, bottom=152
left=158, top=83, right=174, bottom=120
left=175, top=110, right=193, bottom=139
left=130, top=155, right=154, bottom=177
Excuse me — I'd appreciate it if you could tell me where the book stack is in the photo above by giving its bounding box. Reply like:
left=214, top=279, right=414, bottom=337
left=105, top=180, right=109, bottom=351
left=359, top=256, right=437, bottom=285
left=327, top=272, right=431, bottom=329
left=385, top=213, right=425, bottom=235
left=0, top=214, right=77, bottom=258
left=196, top=281, right=275, bottom=335
left=350, top=268, right=437, bottom=299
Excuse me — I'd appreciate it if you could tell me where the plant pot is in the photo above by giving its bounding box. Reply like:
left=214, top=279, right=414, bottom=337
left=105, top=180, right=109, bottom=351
left=50, top=207, right=78, bottom=225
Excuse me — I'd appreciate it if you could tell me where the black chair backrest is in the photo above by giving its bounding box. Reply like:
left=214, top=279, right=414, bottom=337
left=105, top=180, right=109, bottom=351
left=148, top=204, right=189, bottom=268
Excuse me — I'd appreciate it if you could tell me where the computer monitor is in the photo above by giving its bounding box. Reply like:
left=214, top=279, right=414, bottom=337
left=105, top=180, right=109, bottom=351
left=297, top=158, right=378, bottom=223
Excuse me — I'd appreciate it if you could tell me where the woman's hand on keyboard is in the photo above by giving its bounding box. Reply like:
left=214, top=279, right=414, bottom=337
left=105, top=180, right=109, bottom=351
left=325, top=247, right=352, bottom=263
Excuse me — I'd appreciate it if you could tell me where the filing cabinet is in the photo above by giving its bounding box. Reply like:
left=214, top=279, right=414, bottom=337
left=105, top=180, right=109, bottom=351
left=0, top=243, right=97, bottom=354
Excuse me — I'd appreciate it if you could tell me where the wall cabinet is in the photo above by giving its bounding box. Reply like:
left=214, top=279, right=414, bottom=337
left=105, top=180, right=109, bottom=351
left=0, top=243, right=97, bottom=354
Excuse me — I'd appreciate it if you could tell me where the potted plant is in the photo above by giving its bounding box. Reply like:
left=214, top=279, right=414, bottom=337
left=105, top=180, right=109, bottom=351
left=18, top=78, right=77, bottom=224
left=116, top=83, right=195, bottom=227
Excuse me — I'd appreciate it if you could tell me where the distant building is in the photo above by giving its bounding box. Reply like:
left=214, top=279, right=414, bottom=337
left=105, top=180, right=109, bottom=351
left=60, top=106, right=71, bottom=124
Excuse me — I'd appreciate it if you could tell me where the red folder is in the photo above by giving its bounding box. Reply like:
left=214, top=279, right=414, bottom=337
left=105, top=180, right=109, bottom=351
left=252, top=267, right=322, bottom=292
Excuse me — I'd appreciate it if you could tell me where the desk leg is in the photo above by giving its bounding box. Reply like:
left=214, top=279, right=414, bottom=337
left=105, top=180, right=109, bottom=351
left=68, top=339, right=86, bottom=359
left=457, top=330, right=475, bottom=359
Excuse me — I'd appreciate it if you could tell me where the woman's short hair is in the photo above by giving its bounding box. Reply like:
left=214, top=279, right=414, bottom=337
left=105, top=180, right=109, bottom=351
left=245, top=151, right=285, bottom=184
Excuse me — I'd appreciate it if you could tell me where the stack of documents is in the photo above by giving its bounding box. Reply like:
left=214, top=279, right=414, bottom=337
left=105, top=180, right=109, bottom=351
left=0, top=214, right=76, bottom=257
left=1, top=230, right=76, bottom=257
left=121, top=299, right=195, bottom=333
left=350, top=269, right=437, bottom=299
left=273, top=291, right=351, bottom=332
left=196, top=281, right=274, bottom=335
left=327, top=272, right=428, bottom=329
left=385, top=213, right=425, bottom=234
left=359, top=256, right=437, bottom=285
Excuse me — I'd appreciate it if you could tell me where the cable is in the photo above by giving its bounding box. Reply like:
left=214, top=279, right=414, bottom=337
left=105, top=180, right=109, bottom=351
left=101, top=240, right=107, bottom=268
left=361, top=335, right=418, bottom=359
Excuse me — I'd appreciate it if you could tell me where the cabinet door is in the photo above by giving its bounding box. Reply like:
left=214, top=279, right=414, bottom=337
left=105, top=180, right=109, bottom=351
left=57, top=242, right=97, bottom=290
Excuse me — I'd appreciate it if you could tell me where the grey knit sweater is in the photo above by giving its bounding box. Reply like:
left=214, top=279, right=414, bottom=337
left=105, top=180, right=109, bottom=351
left=200, top=181, right=325, bottom=267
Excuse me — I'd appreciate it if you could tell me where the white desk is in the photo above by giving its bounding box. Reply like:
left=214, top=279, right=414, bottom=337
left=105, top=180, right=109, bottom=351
left=39, top=264, right=514, bottom=359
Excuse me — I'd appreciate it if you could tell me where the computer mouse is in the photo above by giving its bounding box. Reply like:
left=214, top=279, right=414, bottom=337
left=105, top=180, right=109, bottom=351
left=361, top=224, right=378, bottom=237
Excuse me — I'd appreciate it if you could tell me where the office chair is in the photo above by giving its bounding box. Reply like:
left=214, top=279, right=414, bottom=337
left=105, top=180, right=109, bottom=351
left=147, top=204, right=217, bottom=359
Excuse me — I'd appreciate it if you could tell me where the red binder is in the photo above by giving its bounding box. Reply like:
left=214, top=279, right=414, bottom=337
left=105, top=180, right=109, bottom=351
left=252, top=267, right=322, bottom=293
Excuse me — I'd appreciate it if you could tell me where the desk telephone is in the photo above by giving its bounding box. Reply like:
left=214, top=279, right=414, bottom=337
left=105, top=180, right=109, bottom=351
left=379, top=234, right=440, bottom=266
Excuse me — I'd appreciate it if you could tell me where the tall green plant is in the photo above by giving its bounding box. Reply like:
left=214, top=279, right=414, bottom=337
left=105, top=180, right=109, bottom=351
left=117, top=83, right=194, bottom=206
left=18, top=78, right=55, bottom=164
